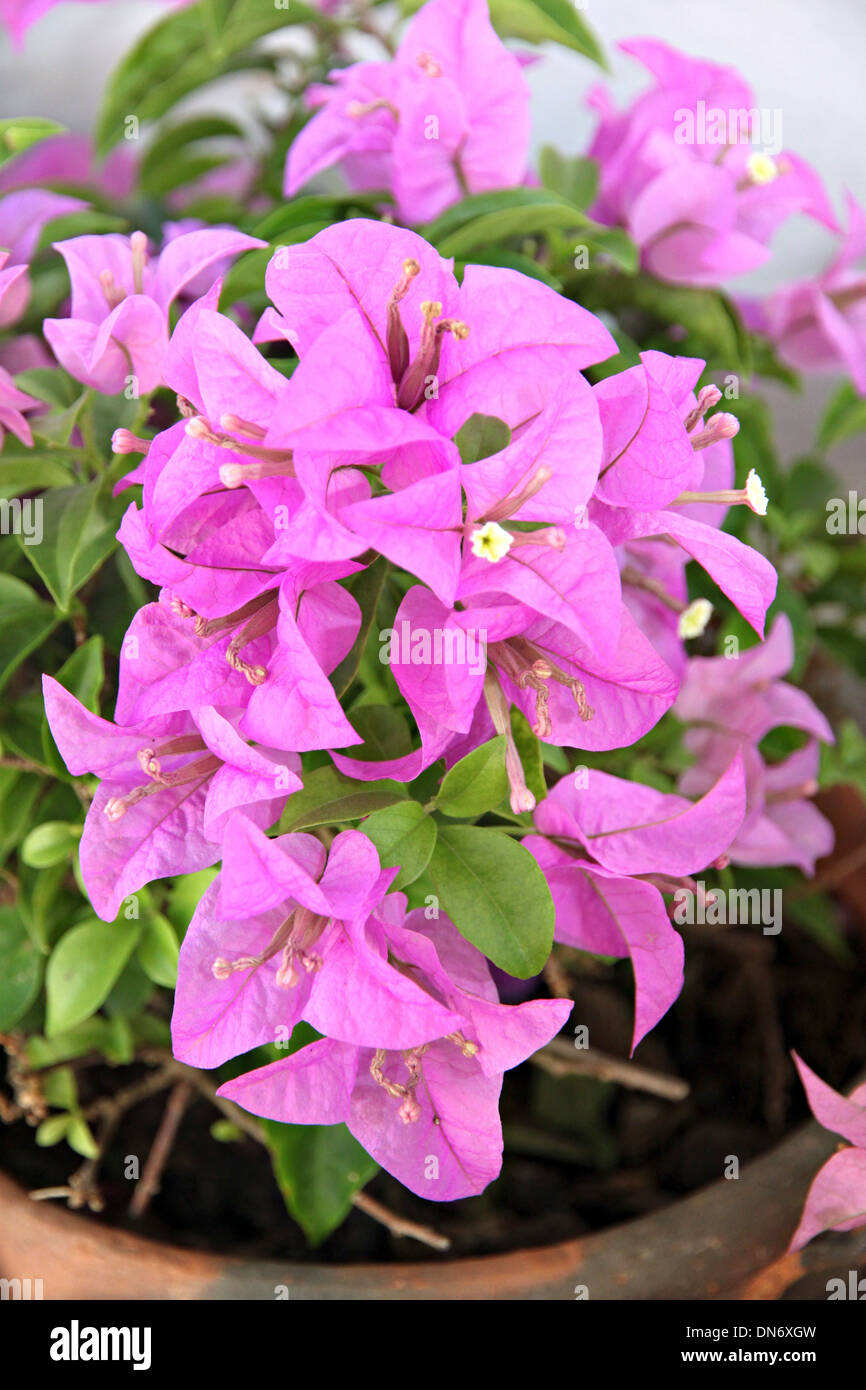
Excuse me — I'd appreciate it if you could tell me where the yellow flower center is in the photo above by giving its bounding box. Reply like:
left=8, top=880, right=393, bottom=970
left=470, top=521, right=513, bottom=563
left=746, top=152, right=779, bottom=185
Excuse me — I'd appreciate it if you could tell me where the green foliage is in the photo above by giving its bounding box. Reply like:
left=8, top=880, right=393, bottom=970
left=45, top=918, right=141, bottom=1036
left=0, top=905, right=43, bottom=1029
left=454, top=414, right=512, bottom=464
left=361, top=801, right=437, bottom=888
left=95, top=0, right=321, bottom=154
left=278, top=765, right=407, bottom=832
left=487, top=0, right=606, bottom=65
left=0, top=118, right=64, bottom=167
left=817, top=380, right=866, bottom=449
left=427, top=824, right=555, bottom=976
left=262, top=1119, right=379, bottom=1246
left=433, top=737, right=509, bottom=817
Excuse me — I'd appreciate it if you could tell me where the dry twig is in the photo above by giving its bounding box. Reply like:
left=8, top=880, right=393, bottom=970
left=351, top=1190, right=450, bottom=1251
left=530, top=1037, right=689, bottom=1101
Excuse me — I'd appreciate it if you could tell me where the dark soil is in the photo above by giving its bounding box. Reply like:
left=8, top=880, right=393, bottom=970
left=3, top=907, right=866, bottom=1262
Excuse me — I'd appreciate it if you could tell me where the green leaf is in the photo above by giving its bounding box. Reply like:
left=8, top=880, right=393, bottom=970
left=20, top=820, right=80, bottom=869
left=36, top=1114, right=72, bottom=1147
left=458, top=247, right=563, bottom=289
left=101, top=1015, right=136, bottom=1063
left=51, top=635, right=105, bottom=714
left=423, top=186, right=588, bottom=246
left=343, top=704, right=412, bottom=762
left=0, top=574, right=59, bottom=690
left=1, top=691, right=48, bottom=766
left=27, top=1017, right=130, bottom=1068
left=582, top=224, right=639, bottom=273
left=817, top=380, right=866, bottom=449
left=538, top=147, right=598, bottom=208
left=137, top=913, right=180, bottom=989
left=18, top=860, right=70, bottom=952
left=42, top=1065, right=77, bottom=1110
left=427, top=825, right=555, bottom=976
left=424, top=185, right=633, bottom=267
left=730, top=393, right=784, bottom=509
left=95, top=0, right=321, bottom=155
left=252, top=195, right=346, bottom=241
left=67, top=1117, right=100, bottom=1160
left=28, top=390, right=90, bottom=447
left=0, top=118, right=64, bottom=168
left=784, top=457, right=839, bottom=516
left=434, top=736, right=509, bottom=818
left=139, top=113, right=244, bottom=195
left=36, top=211, right=128, bottom=249
left=261, top=1118, right=379, bottom=1246
left=0, top=451, right=76, bottom=498
left=211, top=1119, right=243, bottom=1142
left=103, top=955, right=154, bottom=1017
left=510, top=706, right=547, bottom=804
left=440, top=198, right=590, bottom=259
left=0, top=770, right=41, bottom=866
left=16, top=482, right=124, bottom=613
left=13, top=368, right=81, bottom=411
left=0, top=905, right=43, bottom=1030
left=585, top=273, right=752, bottom=378
left=278, top=765, right=406, bottom=833
left=488, top=0, right=606, bottom=66
left=331, top=556, right=389, bottom=698
left=45, top=918, right=140, bottom=1036
left=454, top=413, right=512, bottom=464
left=17, top=856, right=70, bottom=956
left=821, top=719, right=866, bottom=801
left=361, top=801, right=437, bottom=889
left=165, top=867, right=219, bottom=938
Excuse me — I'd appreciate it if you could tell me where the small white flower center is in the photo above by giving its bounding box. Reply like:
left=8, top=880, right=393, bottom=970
left=471, top=521, right=513, bottom=563
left=746, top=152, right=779, bottom=185
left=677, top=598, right=713, bottom=640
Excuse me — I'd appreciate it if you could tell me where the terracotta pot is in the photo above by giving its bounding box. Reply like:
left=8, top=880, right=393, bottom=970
left=1, top=1110, right=865, bottom=1300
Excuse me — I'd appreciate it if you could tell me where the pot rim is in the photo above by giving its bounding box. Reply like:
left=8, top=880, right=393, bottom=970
left=2, top=1104, right=865, bottom=1300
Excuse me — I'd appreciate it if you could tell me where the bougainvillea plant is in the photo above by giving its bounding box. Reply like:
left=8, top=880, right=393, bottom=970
left=1, top=0, right=866, bottom=1250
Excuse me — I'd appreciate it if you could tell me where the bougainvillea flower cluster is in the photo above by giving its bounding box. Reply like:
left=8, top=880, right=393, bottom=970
left=675, top=614, right=835, bottom=875
left=285, top=0, right=531, bottom=223
left=8, top=0, right=845, bottom=1222
left=742, top=194, right=866, bottom=393
left=586, top=39, right=837, bottom=287
left=40, top=206, right=801, bottom=1197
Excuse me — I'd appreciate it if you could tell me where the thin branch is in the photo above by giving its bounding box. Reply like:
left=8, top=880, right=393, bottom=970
left=543, top=953, right=572, bottom=999
left=351, top=1190, right=450, bottom=1251
left=160, top=1059, right=267, bottom=1144
left=129, top=1079, right=193, bottom=1219
left=66, top=1109, right=123, bottom=1212
left=81, top=1065, right=176, bottom=1123
left=530, top=1037, right=689, bottom=1101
